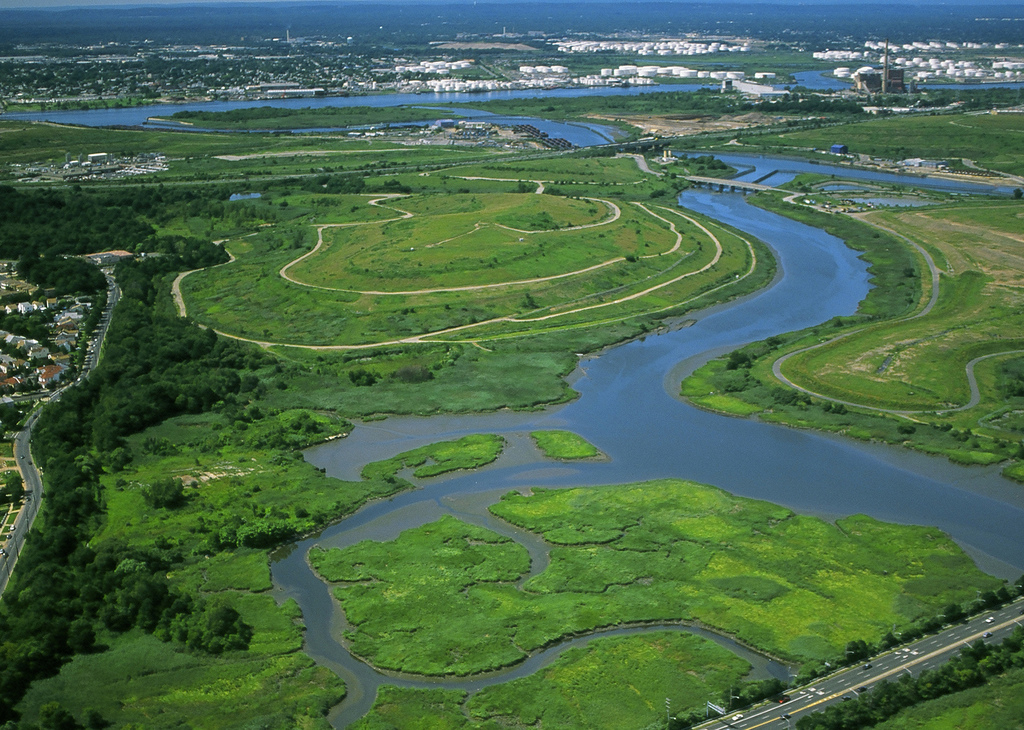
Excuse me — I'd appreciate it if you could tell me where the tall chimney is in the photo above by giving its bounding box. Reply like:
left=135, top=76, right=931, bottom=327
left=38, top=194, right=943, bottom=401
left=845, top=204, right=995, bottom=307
left=883, top=38, right=889, bottom=94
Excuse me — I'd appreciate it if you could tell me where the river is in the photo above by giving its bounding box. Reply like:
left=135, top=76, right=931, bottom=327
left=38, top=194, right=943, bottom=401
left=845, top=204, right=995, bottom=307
left=3, top=71, right=1020, bottom=131
left=265, top=153, right=1023, bottom=726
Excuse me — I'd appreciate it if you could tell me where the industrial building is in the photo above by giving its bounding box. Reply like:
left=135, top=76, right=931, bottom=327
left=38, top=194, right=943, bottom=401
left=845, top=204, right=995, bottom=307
left=850, top=40, right=907, bottom=94
left=852, top=66, right=905, bottom=94
left=720, top=79, right=789, bottom=98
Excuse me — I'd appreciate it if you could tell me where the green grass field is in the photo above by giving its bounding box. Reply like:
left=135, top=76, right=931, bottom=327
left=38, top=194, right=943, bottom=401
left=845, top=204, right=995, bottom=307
left=310, top=479, right=999, bottom=676
left=180, top=173, right=761, bottom=347
left=741, top=112, right=1024, bottom=175
left=167, top=104, right=455, bottom=130
left=433, top=156, right=650, bottom=185
left=0, top=119, right=503, bottom=182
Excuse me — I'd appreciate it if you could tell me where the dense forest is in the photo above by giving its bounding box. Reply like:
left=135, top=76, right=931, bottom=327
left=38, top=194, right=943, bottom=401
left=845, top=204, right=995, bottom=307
left=0, top=184, right=285, bottom=295
left=0, top=239, right=258, bottom=724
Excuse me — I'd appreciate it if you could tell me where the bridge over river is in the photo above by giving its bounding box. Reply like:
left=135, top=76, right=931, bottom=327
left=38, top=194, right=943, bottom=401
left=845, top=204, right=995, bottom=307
left=685, top=175, right=783, bottom=193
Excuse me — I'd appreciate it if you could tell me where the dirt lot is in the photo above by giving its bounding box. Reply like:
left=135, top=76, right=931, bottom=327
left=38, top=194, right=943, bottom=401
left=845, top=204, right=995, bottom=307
left=587, top=112, right=785, bottom=137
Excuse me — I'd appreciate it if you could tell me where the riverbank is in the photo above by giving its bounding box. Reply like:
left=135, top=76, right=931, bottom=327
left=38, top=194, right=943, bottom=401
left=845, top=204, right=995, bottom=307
left=681, top=191, right=1024, bottom=481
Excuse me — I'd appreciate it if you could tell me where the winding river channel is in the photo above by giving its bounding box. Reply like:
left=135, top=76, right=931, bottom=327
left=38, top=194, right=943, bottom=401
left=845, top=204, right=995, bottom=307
left=265, top=153, right=1024, bottom=726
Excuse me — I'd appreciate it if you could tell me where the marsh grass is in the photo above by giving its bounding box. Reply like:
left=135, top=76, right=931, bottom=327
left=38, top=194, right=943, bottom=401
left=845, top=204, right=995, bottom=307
left=310, top=480, right=998, bottom=676
left=350, top=632, right=751, bottom=730
left=530, top=430, right=600, bottom=459
left=360, top=433, right=505, bottom=481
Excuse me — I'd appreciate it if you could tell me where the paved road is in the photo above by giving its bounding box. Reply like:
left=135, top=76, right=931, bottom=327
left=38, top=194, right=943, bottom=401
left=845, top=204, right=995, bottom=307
left=0, top=271, right=119, bottom=597
left=695, top=597, right=1024, bottom=730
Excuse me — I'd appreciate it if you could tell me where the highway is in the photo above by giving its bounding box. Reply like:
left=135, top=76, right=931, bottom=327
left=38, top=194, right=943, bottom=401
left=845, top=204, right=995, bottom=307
left=695, top=597, right=1024, bottom=730
left=0, top=271, right=119, bottom=597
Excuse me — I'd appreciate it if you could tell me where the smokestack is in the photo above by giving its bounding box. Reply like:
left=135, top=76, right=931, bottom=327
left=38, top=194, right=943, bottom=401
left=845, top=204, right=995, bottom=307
left=883, top=38, right=889, bottom=94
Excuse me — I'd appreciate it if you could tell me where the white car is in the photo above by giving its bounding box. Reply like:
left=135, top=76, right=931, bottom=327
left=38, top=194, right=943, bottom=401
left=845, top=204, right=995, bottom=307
left=985, top=616, right=995, bottom=623
left=732, top=715, right=743, bottom=721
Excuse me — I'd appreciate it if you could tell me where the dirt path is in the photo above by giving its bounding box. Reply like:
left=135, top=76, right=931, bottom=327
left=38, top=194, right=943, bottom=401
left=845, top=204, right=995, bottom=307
left=278, top=195, right=414, bottom=285
left=171, top=248, right=237, bottom=317
left=615, top=152, right=663, bottom=177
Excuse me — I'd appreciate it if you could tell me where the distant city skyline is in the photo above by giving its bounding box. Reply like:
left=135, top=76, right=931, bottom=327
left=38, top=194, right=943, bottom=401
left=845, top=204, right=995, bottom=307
left=2, top=0, right=1009, bottom=8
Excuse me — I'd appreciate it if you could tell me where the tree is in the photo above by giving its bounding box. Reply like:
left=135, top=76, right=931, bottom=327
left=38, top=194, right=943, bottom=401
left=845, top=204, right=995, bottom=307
left=844, top=639, right=870, bottom=663
left=0, top=471, right=23, bottom=504
left=1013, top=188, right=1023, bottom=199
left=942, top=602, right=965, bottom=623
left=143, top=477, right=185, bottom=509
left=38, top=703, right=84, bottom=730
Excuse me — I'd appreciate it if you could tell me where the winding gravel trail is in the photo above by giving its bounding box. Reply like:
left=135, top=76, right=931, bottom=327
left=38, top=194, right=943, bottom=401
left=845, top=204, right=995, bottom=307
left=174, top=207, right=753, bottom=352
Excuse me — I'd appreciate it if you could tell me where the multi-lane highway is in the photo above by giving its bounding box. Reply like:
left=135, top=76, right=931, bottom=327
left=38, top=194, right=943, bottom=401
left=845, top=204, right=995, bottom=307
left=697, top=597, right=1024, bottom=730
left=0, top=271, right=119, bottom=596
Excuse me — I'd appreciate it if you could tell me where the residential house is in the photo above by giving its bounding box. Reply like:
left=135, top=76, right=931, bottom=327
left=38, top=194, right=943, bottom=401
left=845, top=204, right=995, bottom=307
left=36, top=364, right=66, bottom=388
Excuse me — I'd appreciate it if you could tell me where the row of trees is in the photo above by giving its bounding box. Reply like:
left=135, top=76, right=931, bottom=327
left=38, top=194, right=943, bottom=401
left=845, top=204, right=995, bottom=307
left=798, top=627, right=1024, bottom=730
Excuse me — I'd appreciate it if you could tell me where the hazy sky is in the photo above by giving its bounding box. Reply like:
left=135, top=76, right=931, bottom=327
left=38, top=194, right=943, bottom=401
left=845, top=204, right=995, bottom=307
left=5, top=0, right=949, bottom=9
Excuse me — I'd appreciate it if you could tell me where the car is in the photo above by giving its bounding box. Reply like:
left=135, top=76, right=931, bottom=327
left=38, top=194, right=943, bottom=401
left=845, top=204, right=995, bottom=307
left=841, top=696, right=853, bottom=702
left=856, top=686, right=868, bottom=693
left=983, top=631, right=993, bottom=638
left=732, top=714, right=743, bottom=721
left=777, top=695, right=791, bottom=703
left=781, top=714, right=791, bottom=720
left=985, top=616, right=995, bottom=623
left=862, top=663, right=872, bottom=670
